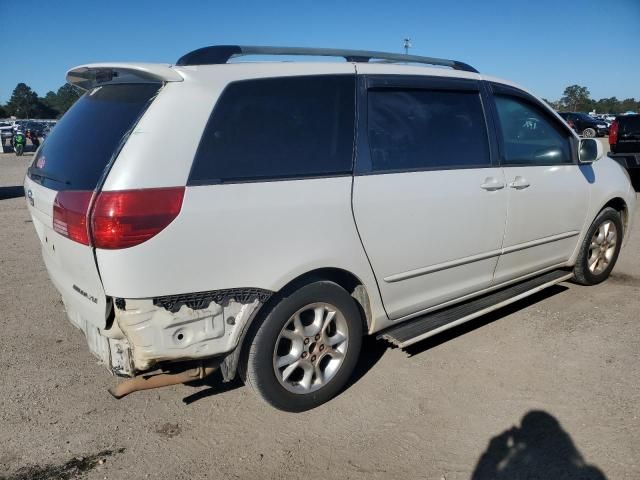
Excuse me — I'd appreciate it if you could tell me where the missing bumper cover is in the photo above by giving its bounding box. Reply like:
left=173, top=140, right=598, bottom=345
left=152, top=287, right=272, bottom=313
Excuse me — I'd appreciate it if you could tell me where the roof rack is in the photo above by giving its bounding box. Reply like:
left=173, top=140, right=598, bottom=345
left=175, top=45, right=479, bottom=73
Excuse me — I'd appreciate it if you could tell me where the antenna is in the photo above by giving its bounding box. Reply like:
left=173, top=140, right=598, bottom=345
left=403, top=38, right=412, bottom=55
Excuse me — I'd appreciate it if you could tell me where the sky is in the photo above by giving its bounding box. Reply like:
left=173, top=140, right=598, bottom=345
left=2, top=0, right=639, bottom=104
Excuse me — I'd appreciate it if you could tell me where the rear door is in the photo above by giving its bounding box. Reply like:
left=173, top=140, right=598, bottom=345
left=24, top=83, right=161, bottom=329
left=488, top=84, right=589, bottom=283
left=352, top=75, right=508, bottom=319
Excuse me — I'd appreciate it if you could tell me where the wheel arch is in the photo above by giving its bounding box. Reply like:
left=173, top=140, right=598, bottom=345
left=223, top=267, right=373, bottom=383
left=601, top=197, right=629, bottom=236
left=273, top=267, right=373, bottom=332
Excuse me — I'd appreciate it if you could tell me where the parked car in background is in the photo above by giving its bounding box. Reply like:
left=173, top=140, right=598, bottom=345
left=24, top=46, right=636, bottom=411
left=0, top=123, right=13, bottom=141
left=609, top=114, right=640, bottom=184
left=558, top=112, right=609, bottom=137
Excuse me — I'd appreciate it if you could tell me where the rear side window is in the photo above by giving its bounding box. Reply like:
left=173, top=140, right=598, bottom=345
left=367, top=89, right=490, bottom=172
left=29, top=83, right=160, bottom=191
left=495, top=95, right=572, bottom=165
left=189, top=75, right=355, bottom=184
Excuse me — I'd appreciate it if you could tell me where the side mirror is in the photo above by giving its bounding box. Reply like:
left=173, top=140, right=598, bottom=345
left=579, top=138, right=603, bottom=163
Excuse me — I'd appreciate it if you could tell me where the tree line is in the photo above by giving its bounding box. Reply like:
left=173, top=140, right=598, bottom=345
left=0, top=83, right=82, bottom=119
left=1, top=81, right=637, bottom=120
left=543, top=85, right=639, bottom=114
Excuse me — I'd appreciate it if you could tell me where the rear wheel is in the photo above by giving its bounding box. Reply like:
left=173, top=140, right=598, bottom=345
left=240, top=280, right=362, bottom=412
left=582, top=127, right=596, bottom=138
left=573, top=207, right=623, bottom=285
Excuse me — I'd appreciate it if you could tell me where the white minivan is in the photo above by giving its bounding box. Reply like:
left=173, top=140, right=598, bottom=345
left=25, top=46, right=635, bottom=411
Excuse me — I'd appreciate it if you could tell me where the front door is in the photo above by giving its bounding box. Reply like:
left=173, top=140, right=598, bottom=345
left=489, top=85, right=590, bottom=284
left=352, top=74, right=508, bottom=319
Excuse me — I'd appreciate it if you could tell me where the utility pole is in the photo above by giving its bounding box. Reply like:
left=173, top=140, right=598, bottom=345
left=403, top=38, right=412, bottom=55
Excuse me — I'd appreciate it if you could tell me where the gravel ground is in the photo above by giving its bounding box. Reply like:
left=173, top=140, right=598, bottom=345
left=1, top=143, right=639, bottom=480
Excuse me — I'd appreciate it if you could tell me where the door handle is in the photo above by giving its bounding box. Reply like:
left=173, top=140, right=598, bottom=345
left=480, top=177, right=505, bottom=191
left=508, top=176, right=530, bottom=190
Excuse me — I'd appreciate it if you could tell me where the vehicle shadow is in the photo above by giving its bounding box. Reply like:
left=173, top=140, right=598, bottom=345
left=180, top=285, right=569, bottom=405
left=471, top=410, right=607, bottom=479
left=182, top=370, right=243, bottom=405
left=404, top=285, right=569, bottom=358
left=0, top=186, right=24, bottom=200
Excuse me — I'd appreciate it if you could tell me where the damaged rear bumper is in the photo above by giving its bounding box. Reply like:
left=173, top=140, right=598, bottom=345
left=65, top=288, right=271, bottom=377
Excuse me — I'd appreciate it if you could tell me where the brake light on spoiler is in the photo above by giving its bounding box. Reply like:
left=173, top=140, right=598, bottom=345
left=52, top=187, right=185, bottom=249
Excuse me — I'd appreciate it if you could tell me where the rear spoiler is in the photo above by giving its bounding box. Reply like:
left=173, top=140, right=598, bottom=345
left=67, top=63, right=184, bottom=91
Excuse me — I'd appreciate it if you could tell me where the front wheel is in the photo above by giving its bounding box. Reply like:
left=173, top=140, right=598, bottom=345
left=573, top=207, right=623, bottom=285
left=15, top=145, right=23, bottom=156
left=582, top=127, right=596, bottom=138
left=240, top=280, right=363, bottom=412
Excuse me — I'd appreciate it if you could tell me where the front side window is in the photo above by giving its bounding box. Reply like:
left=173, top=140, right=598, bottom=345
left=495, top=95, right=573, bottom=165
left=189, top=75, right=355, bottom=184
left=367, top=89, right=490, bottom=172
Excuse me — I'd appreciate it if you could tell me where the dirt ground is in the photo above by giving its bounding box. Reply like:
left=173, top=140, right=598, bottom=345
left=1, top=142, right=639, bottom=480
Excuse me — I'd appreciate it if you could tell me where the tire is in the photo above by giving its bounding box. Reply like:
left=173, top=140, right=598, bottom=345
left=573, top=207, right=623, bottom=285
left=240, top=280, right=363, bottom=412
left=582, top=127, right=596, bottom=138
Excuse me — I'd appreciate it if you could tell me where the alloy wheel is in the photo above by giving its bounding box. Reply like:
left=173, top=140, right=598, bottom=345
left=587, top=220, right=617, bottom=275
left=272, top=302, right=349, bottom=394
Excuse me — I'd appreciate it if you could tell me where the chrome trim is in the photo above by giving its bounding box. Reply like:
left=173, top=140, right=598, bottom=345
left=501, top=231, right=580, bottom=255
left=384, top=249, right=502, bottom=283
left=384, top=231, right=580, bottom=283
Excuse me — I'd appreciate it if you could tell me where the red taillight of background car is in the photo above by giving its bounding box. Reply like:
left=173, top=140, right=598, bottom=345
left=567, top=120, right=575, bottom=130
left=609, top=120, right=619, bottom=146
left=53, top=191, right=94, bottom=245
left=91, top=187, right=185, bottom=249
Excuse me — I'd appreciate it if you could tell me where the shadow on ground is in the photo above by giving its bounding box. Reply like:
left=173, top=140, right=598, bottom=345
left=472, top=410, right=607, bottom=479
left=0, top=186, right=24, bottom=200
left=180, top=285, right=569, bottom=405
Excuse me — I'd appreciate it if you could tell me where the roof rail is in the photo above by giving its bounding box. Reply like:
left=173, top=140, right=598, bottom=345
left=175, top=45, right=479, bottom=73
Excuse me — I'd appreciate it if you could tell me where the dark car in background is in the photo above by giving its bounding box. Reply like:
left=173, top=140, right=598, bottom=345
left=609, top=114, right=640, bottom=188
left=558, top=112, right=609, bottom=138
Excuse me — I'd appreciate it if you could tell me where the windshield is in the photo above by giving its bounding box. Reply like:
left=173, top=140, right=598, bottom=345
left=28, top=83, right=161, bottom=191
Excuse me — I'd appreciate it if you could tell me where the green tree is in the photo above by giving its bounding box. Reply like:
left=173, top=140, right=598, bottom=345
left=6, top=83, right=39, bottom=118
left=42, top=90, right=60, bottom=112
left=560, top=84, right=592, bottom=112
left=0, top=104, right=7, bottom=118
left=619, top=98, right=639, bottom=114
left=54, top=84, right=82, bottom=115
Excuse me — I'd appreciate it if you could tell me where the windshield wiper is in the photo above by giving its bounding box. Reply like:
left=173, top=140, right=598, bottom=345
left=28, top=167, right=71, bottom=185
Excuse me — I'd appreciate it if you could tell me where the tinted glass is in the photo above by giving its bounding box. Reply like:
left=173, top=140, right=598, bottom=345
left=29, top=83, right=160, bottom=191
left=367, top=89, right=490, bottom=172
left=189, top=75, right=355, bottom=184
left=620, top=115, right=640, bottom=134
left=495, top=95, right=572, bottom=165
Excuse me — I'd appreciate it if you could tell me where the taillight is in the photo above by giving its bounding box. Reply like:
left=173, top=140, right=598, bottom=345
left=609, top=120, right=619, bottom=146
left=91, top=187, right=185, bottom=249
left=53, top=191, right=94, bottom=245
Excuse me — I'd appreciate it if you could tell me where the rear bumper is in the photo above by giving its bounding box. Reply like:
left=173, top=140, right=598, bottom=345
left=62, top=290, right=269, bottom=377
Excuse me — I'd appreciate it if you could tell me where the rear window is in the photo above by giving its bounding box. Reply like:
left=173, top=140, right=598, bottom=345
left=29, top=83, right=160, bottom=191
left=620, top=115, right=640, bottom=133
left=188, top=75, right=355, bottom=184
